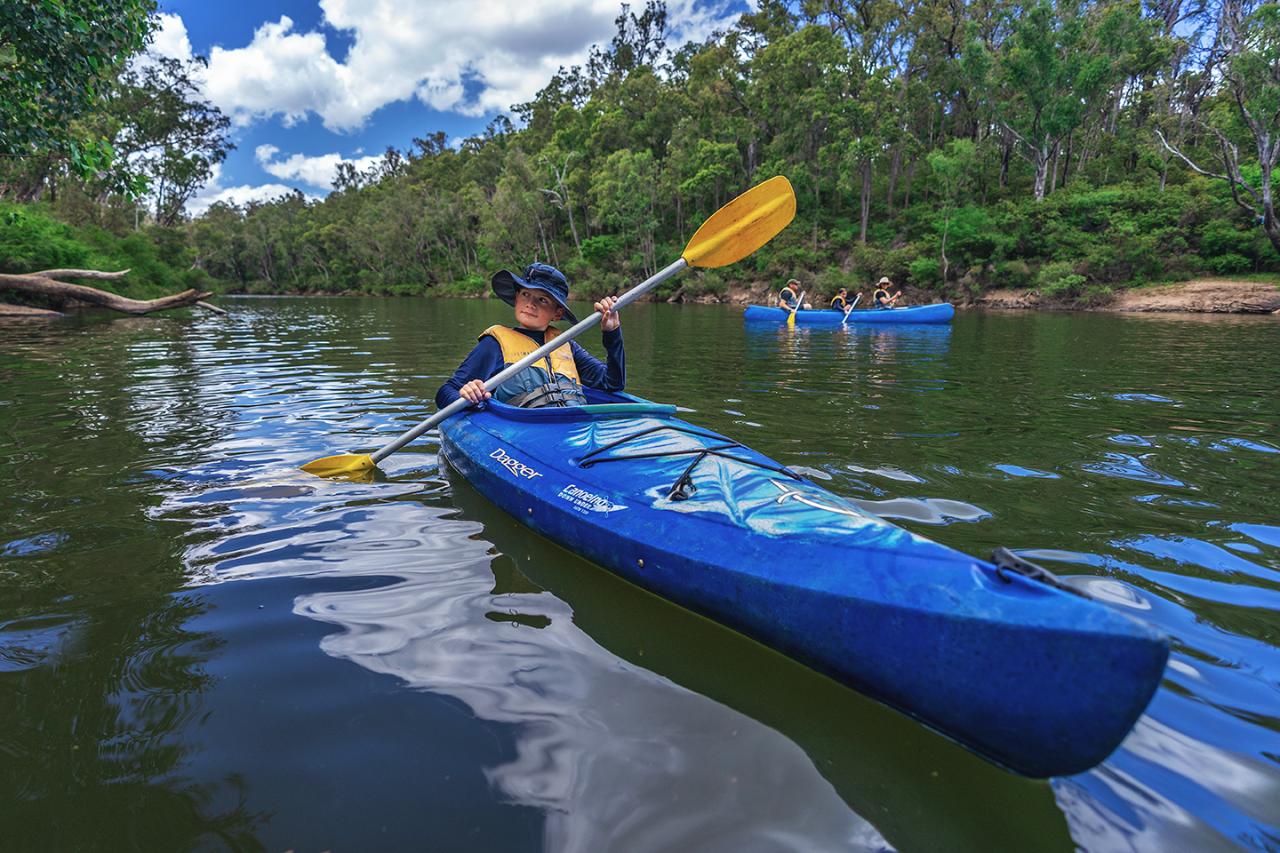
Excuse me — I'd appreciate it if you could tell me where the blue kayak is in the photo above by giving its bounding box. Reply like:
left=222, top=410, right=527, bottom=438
left=744, top=303, right=955, bottom=324
left=438, top=389, right=1167, bottom=777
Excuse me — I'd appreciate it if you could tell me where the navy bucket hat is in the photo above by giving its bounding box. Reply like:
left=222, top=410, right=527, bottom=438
left=491, top=262, right=578, bottom=323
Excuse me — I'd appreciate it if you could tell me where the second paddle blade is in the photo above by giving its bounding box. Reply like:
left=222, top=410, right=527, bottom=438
left=682, top=176, right=796, bottom=269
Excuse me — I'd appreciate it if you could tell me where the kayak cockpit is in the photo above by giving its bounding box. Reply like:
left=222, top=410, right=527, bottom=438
left=480, top=389, right=677, bottom=421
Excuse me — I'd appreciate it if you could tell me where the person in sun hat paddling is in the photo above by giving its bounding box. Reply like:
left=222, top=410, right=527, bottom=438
left=435, top=262, right=624, bottom=409
left=872, top=276, right=901, bottom=310
left=777, top=278, right=801, bottom=310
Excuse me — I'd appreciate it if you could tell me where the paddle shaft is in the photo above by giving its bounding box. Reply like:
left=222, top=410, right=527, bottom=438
left=367, top=257, right=689, bottom=464
left=841, top=292, right=862, bottom=322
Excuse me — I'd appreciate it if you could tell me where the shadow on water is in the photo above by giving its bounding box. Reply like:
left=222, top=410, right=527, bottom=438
left=440, top=463, right=1070, bottom=853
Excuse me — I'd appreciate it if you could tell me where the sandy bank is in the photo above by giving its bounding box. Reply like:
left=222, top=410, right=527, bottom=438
left=976, top=279, right=1280, bottom=314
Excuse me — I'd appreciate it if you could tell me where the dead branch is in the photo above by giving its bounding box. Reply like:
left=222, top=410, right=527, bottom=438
left=0, top=268, right=216, bottom=316
left=29, top=268, right=132, bottom=280
left=0, top=303, right=63, bottom=318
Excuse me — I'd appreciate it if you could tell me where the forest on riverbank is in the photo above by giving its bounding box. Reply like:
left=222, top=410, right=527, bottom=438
left=2, top=0, right=1279, bottom=307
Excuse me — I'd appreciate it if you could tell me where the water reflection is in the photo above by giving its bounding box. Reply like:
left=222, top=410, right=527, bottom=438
left=280, top=470, right=892, bottom=852
left=418, top=470, right=1066, bottom=852
left=0, top=316, right=267, bottom=849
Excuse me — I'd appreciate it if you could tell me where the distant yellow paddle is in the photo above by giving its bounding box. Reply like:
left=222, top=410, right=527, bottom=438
left=301, top=175, right=797, bottom=479
left=786, top=290, right=806, bottom=328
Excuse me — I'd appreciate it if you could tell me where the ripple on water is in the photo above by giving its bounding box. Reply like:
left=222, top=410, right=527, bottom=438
left=0, top=531, right=69, bottom=557
left=1082, top=452, right=1186, bottom=487
left=1118, top=534, right=1280, bottom=583
left=1209, top=437, right=1279, bottom=455
left=1229, top=522, right=1280, bottom=548
left=993, top=464, right=1060, bottom=480
left=854, top=496, right=991, bottom=525
left=0, top=614, right=84, bottom=672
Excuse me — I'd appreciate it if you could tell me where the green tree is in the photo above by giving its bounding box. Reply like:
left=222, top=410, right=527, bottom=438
left=1157, top=0, right=1280, bottom=252
left=972, top=0, right=1150, bottom=200
left=927, top=139, right=979, bottom=280
left=590, top=148, right=659, bottom=275
left=0, top=0, right=156, bottom=193
left=109, top=56, right=233, bottom=225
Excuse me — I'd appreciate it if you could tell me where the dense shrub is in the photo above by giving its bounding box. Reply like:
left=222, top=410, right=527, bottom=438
left=580, top=235, right=623, bottom=266
left=908, top=257, right=943, bottom=288
left=991, top=260, right=1033, bottom=289
left=1036, top=261, right=1087, bottom=295
left=0, top=202, right=199, bottom=298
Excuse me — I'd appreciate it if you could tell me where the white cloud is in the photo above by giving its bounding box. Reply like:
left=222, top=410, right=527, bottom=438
left=198, top=0, right=741, bottom=131
left=129, top=12, right=194, bottom=73
left=187, top=163, right=316, bottom=216
left=151, top=13, right=195, bottom=62
left=205, top=16, right=346, bottom=128
left=255, top=144, right=385, bottom=189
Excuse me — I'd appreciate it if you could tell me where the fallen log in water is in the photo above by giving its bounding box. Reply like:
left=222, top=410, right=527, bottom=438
left=0, top=268, right=219, bottom=316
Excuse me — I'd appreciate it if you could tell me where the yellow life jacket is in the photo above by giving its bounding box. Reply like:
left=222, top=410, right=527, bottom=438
left=480, top=325, right=583, bottom=407
left=830, top=295, right=847, bottom=310
left=780, top=285, right=798, bottom=306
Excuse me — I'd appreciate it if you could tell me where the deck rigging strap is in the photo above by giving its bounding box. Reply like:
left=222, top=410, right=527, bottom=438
left=991, top=548, right=1091, bottom=599
left=577, top=424, right=802, bottom=501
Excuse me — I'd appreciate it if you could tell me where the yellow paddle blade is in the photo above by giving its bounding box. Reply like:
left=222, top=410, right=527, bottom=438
left=300, top=453, right=376, bottom=478
left=682, top=176, right=796, bottom=269
left=787, top=308, right=797, bottom=327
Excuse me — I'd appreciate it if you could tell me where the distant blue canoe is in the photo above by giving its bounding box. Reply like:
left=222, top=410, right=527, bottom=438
left=744, top=303, right=956, bottom=325
left=439, top=388, right=1168, bottom=777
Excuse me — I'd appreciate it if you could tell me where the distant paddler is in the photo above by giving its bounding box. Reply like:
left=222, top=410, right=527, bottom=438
left=778, top=278, right=802, bottom=311
left=872, top=276, right=902, bottom=310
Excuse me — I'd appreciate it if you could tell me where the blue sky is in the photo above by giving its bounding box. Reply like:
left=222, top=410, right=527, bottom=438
left=150, top=0, right=745, bottom=214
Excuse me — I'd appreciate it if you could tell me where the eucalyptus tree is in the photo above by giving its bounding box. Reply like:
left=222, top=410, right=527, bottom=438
left=749, top=24, right=847, bottom=246
left=110, top=56, right=233, bottom=225
left=591, top=148, right=660, bottom=275
left=1157, top=0, right=1280, bottom=251
left=969, top=0, right=1152, bottom=200
left=926, top=138, right=978, bottom=280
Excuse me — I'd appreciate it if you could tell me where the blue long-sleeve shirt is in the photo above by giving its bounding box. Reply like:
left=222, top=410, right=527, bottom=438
left=435, top=326, right=625, bottom=408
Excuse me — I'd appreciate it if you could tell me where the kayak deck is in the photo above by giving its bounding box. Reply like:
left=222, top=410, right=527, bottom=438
left=438, top=389, right=1167, bottom=777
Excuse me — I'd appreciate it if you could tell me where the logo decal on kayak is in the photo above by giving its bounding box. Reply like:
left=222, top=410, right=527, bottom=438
left=490, top=447, right=543, bottom=480
left=557, top=484, right=628, bottom=515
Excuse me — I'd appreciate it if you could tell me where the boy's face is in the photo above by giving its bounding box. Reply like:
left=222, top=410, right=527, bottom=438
left=515, top=287, right=564, bottom=330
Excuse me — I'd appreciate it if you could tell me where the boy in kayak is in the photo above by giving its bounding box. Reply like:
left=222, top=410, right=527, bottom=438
left=436, top=262, right=624, bottom=409
left=872, top=276, right=901, bottom=309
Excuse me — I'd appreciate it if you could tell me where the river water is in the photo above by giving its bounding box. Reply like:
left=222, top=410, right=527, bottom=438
left=1, top=297, right=1277, bottom=851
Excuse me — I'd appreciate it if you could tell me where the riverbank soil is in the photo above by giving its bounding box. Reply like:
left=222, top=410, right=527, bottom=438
left=977, top=279, right=1280, bottom=314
